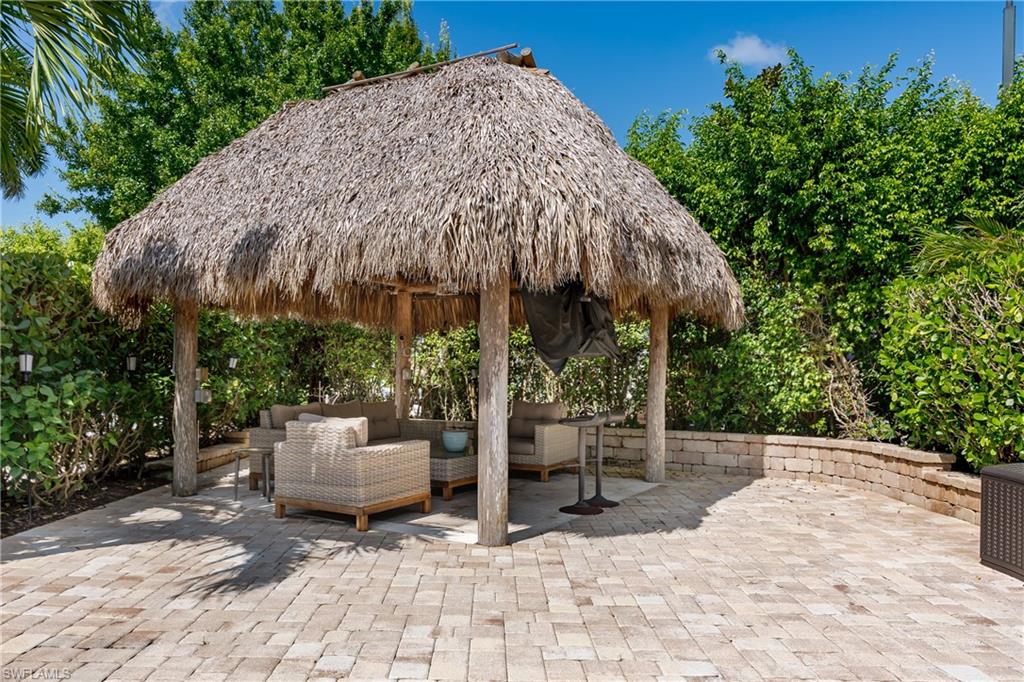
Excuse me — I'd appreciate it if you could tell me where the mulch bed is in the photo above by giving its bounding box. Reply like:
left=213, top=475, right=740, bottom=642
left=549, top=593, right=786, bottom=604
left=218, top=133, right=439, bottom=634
left=1, top=472, right=167, bottom=538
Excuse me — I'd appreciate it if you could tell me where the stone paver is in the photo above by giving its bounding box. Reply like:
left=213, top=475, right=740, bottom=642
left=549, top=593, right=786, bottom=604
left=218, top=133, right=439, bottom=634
left=2, top=467, right=1022, bottom=681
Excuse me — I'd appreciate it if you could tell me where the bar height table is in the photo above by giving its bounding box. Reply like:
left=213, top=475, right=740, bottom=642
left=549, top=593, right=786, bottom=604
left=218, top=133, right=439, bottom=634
left=557, top=413, right=608, bottom=515
left=586, top=410, right=625, bottom=508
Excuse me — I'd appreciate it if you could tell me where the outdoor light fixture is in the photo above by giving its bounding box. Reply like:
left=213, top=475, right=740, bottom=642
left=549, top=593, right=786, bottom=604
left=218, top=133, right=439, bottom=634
left=18, top=352, right=33, bottom=383
left=126, top=355, right=138, bottom=372
left=228, top=356, right=238, bottom=371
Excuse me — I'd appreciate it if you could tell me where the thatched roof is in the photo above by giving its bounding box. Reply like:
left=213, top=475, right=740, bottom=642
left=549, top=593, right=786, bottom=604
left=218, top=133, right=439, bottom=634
left=93, top=57, right=743, bottom=333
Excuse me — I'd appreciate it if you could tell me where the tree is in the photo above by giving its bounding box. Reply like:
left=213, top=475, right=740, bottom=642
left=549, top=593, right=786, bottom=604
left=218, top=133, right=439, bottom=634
left=0, top=0, right=143, bottom=198
left=42, top=0, right=450, bottom=229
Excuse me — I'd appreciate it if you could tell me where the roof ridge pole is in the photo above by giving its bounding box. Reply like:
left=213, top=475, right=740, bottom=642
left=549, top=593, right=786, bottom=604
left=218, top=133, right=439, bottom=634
left=645, top=305, right=668, bottom=483
left=477, top=272, right=510, bottom=546
left=172, top=300, right=199, bottom=496
left=322, top=42, right=518, bottom=93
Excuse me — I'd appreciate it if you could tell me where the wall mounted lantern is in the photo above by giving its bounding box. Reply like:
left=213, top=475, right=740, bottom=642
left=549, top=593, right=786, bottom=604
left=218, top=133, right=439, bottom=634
left=18, top=352, right=33, bottom=383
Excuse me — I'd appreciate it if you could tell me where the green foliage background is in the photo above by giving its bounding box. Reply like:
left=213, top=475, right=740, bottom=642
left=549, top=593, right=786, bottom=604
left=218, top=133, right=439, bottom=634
left=3, top=2, right=1022, bottom=501
left=626, top=54, right=1023, bottom=467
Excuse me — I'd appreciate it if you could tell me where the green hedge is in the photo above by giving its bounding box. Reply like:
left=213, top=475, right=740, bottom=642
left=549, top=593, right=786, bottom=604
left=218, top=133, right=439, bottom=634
left=1, top=224, right=315, bottom=502
left=880, top=254, right=1024, bottom=468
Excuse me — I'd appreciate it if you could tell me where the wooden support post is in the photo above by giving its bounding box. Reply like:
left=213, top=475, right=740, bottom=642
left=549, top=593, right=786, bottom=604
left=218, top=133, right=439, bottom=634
left=394, top=290, right=413, bottom=419
left=645, top=305, right=668, bottom=483
left=172, top=300, right=199, bottom=496
left=477, top=274, right=510, bottom=546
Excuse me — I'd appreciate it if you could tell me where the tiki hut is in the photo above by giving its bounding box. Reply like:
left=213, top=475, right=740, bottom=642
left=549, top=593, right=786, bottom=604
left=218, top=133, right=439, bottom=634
left=93, top=48, right=743, bottom=545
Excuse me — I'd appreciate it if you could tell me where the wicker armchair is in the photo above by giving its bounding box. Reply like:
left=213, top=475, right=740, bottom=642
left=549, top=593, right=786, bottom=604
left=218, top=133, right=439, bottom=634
left=507, top=401, right=578, bottom=481
left=272, top=417, right=431, bottom=531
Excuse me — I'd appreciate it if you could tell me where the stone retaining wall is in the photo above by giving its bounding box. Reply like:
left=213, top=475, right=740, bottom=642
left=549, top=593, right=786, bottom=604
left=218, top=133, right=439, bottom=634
left=589, top=428, right=981, bottom=525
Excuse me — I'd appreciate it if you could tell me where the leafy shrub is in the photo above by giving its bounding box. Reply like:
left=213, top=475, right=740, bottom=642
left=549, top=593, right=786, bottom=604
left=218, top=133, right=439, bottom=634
left=880, top=255, right=1024, bottom=468
left=667, top=277, right=833, bottom=434
left=407, top=323, right=652, bottom=424
left=1, top=223, right=317, bottom=502
left=322, top=325, right=393, bottom=403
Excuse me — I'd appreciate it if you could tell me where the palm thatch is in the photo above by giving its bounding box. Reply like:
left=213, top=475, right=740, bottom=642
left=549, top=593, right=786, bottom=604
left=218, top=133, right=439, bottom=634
left=93, top=57, right=743, bottom=333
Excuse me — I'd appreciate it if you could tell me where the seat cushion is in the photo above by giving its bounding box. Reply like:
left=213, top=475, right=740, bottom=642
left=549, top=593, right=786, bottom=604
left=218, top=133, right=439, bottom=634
left=507, top=437, right=536, bottom=456
left=271, top=402, right=323, bottom=428
left=322, top=401, right=362, bottom=419
left=322, top=416, right=369, bottom=446
left=508, top=400, right=566, bottom=439
left=362, top=401, right=400, bottom=441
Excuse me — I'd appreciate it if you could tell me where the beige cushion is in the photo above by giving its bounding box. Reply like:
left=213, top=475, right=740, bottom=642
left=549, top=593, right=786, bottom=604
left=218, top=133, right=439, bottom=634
left=322, top=416, right=369, bottom=446
left=362, top=401, right=400, bottom=441
left=508, top=437, right=535, bottom=455
left=508, top=400, right=566, bottom=440
left=270, top=402, right=323, bottom=428
left=322, top=401, right=362, bottom=419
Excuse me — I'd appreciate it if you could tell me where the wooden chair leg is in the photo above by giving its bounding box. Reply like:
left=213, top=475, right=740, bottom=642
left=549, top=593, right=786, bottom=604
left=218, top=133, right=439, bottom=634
left=249, top=473, right=260, bottom=490
left=443, top=485, right=453, bottom=501
left=355, top=512, right=369, bottom=532
left=421, top=496, right=432, bottom=513
left=274, top=502, right=286, bottom=518
left=540, top=469, right=550, bottom=483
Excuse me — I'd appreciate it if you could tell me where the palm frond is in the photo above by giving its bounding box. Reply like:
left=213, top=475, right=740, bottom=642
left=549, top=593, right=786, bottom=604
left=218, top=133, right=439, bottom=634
left=915, top=214, right=1024, bottom=275
left=0, top=0, right=142, bottom=198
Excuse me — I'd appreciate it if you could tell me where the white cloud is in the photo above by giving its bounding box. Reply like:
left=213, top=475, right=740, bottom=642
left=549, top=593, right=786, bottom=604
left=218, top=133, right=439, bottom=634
left=708, top=34, right=789, bottom=67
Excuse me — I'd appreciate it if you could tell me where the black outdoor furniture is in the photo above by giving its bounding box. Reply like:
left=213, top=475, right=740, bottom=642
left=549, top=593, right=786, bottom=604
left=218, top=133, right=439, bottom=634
left=558, top=413, right=607, bottom=515
left=557, top=410, right=626, bottom=515
left=981, top=463, right=1024, bottom=581
left=587, top=410, right=625, bottom=508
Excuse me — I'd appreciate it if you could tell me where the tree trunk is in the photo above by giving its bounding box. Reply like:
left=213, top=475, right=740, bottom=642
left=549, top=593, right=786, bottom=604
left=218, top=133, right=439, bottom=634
left=645, top=305, right=668, bottom=483
left=477, top=275, right=510, bottom=546
left=173, top=300, right=198, bottom=496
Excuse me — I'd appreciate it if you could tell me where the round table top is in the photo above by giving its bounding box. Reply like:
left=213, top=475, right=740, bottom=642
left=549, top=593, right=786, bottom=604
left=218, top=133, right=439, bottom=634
left=235, top=447, right=273, bottom=455
left=559, top=414, right=606, bottom=428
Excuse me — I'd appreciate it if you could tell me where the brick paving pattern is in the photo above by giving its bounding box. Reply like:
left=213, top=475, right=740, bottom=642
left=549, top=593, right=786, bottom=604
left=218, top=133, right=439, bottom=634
left=2, top=471, right=1022, bottom=681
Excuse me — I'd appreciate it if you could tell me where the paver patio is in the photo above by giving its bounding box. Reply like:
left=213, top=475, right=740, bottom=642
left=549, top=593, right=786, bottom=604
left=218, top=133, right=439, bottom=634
left=2, top=466, right=1021, bottom=681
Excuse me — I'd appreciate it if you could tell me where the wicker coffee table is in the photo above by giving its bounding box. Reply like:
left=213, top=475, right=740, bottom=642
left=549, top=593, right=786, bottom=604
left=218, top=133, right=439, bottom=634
left=430, top=445, right=477, bottom=500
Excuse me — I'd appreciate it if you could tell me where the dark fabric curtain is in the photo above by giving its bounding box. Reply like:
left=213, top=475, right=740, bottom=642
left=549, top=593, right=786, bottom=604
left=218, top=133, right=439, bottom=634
left=521, top=281, right=622, bottom=374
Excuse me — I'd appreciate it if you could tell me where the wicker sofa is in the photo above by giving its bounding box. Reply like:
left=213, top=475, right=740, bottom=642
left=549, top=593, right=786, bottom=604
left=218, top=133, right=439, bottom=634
left=272, top=416, right=431, bottom=530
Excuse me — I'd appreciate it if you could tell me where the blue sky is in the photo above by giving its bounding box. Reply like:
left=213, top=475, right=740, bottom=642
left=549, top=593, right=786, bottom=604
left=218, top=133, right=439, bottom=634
left=3, top=1, right=1020, bottom=229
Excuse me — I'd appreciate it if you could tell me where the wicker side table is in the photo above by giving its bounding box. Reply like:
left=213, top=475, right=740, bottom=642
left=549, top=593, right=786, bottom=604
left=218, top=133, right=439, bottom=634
left=430, top=446, right=477, bottom=501
left=981, top=463, right=1024, bottom=581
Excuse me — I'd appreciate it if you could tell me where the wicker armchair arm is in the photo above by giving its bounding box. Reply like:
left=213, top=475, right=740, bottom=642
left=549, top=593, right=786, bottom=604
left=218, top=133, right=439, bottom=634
left=534, top=423, right=578, bottom=466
